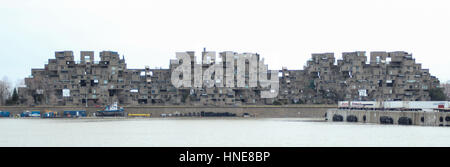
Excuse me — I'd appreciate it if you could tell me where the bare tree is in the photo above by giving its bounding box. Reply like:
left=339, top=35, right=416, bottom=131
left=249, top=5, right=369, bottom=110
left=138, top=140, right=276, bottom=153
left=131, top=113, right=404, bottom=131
left=441, top=81, right=450, bottom=100
left=0, top=76, right=12, bottom=105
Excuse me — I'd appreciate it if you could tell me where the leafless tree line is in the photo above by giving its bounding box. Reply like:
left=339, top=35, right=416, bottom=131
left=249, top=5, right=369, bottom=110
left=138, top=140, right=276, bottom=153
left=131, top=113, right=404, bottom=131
left=441, top=81, right=450, bottom=100
left=0, top=76, right=25, bottom=105
left=0, top=77, right=12, bottom=105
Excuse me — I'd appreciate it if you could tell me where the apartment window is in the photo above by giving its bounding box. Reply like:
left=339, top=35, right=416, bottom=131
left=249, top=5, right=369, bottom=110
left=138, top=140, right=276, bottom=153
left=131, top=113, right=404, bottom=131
left=80, top=80, right=86, bottom=87
left=84, top=56, right=91, bottom=63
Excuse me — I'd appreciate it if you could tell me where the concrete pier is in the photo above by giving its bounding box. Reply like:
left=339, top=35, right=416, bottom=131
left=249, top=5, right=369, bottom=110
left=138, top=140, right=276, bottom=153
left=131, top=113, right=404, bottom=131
left=327, top=109, right=450, bottom=126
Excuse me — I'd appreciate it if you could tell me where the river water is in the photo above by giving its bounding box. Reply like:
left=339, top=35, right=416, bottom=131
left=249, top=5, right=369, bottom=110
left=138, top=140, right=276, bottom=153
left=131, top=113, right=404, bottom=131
left=0, top=118, right=448, bottom=147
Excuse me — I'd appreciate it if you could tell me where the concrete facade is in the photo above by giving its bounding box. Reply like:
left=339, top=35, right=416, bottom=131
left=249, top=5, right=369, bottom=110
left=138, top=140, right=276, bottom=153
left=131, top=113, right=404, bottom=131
left=327, top=109, right=450, bottom=126
left=18, top=50, right=440, bottom=106
left=441, top=82, right=450, bottom=99
left=280, top=51, right=440, bottom=104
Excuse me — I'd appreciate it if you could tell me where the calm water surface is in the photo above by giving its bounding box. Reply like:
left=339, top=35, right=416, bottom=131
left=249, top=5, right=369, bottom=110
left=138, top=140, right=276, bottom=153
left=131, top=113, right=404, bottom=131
left=0, top=118, right=449, bottom=147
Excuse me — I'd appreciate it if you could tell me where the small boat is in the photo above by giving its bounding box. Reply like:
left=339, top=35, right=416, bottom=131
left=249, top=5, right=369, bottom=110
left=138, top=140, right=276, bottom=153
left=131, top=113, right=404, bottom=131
left=0, top=111, right=10, bottom=117
left=42, top=110, right=59, bottom=118
left=128, top=113, right=151, bottom=117
left=30, top=111, right=41, bottom=117
left=63, top=110, right=87, bottom=118
left=20, top=111, right=31, bottom=117
left=96, top=102, right=124, bottom=117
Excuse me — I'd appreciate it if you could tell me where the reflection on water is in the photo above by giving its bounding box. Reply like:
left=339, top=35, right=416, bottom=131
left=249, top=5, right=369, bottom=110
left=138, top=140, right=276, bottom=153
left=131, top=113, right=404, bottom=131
left=0, top=118, right=448, bottom=147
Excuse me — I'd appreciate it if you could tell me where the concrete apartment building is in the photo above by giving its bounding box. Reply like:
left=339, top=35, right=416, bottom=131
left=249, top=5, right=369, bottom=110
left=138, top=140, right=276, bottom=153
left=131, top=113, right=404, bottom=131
left=18, top=50, right=440, bottom=106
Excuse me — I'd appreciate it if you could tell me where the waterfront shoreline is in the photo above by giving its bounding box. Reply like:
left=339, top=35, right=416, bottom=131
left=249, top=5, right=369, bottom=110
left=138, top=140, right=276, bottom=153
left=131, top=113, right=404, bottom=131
left=0, top=105, right=332, bottom=118
left=0, top=117, right=327, bottom=121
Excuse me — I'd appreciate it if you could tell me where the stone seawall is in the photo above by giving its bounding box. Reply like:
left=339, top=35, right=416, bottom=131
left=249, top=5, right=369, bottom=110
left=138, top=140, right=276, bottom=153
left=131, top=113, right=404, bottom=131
left=327, top=109, right=450, bottom=126
left=0, top=105, right=335, bottom=118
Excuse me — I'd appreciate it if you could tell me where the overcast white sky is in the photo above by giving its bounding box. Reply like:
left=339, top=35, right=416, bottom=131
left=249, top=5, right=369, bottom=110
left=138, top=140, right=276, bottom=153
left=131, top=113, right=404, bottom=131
left=1, top=0, right=449, bottom=86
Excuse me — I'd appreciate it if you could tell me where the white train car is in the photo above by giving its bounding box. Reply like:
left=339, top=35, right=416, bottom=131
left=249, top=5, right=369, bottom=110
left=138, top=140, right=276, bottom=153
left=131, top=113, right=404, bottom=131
left=339, top=101, right=450, bottom=112
left=383, top=101, right=448, bottom=111
left=350, top=101, right=381, bottom=110
left=405, top=101, right=448, bottom=112
left=338, top=101, right=350, bottom=109
left=383, top=101, right=404, bottom=110
left=338, top=101, right=381, bottom=110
